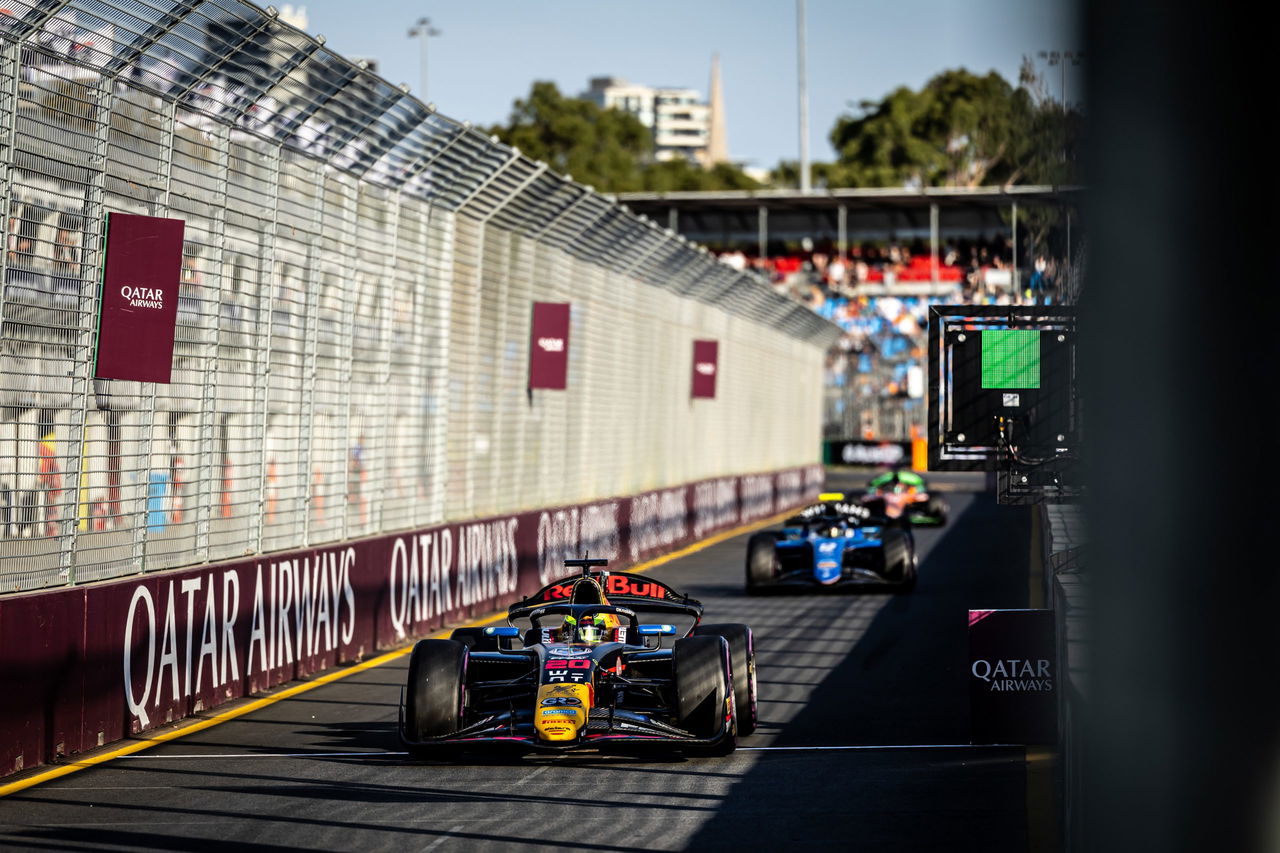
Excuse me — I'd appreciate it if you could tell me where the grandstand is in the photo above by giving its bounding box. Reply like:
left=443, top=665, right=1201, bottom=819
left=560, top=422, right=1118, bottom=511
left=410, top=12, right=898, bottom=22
left=619, top=188, right=1079, bottom=443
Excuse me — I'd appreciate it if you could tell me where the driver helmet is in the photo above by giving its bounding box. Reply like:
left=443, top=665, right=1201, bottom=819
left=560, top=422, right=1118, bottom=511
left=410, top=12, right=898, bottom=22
left=558, top=612, right=617, bottom=644
left=826, top=524, right=844, bottom=538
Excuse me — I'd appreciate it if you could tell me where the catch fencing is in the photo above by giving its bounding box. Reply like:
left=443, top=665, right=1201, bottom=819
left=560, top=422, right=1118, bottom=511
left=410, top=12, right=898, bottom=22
left=1, top=0, right=839, bottom=594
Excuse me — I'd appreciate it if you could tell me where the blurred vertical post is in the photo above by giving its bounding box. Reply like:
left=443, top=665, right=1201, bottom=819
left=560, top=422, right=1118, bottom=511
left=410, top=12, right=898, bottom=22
left=1083, top=0, right=1278, bottom=851
left=407, top=17, right=441, bottom=102
left=930, top=203, right=939, bottom=288
left=796, top=0, right=810, bottom=194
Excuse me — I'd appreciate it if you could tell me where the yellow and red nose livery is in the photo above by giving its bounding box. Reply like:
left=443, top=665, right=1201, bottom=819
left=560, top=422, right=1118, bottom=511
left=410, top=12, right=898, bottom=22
left=534, top=681, right=592, bottom=742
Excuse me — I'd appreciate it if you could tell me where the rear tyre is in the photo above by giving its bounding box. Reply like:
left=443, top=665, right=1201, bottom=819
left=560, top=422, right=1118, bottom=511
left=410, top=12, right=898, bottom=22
left=673, top=635, right=736, bottom=754
left=898, top=557, right=918, bottom=592
left=694, top=623, right=757, bottom=736
left=924, top=496, right=948, bottom=525
left=881, top=529, right=915, bottom=588
left=746, top=533, right=779, bottom=593
left=405, top=639, right=467, bottom=750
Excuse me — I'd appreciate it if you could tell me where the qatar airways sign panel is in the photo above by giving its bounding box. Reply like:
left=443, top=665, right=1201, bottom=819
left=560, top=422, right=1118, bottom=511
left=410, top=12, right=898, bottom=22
left=968, top=609, right=1058, bottom=744
left=94, top=212, right=185, bottom=383
left=692, top=340, right=718, bottom=399
left=529, top=301, right=571, bottom=390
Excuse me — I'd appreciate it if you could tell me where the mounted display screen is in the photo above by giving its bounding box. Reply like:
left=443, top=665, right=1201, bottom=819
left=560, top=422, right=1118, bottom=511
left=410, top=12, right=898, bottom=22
left=981, top=330, right=1041, bottom=389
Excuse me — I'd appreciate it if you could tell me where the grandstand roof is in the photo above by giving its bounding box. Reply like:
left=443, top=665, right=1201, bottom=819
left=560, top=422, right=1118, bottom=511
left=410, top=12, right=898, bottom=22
left=617, top=184, right=1081, bottom=211
left=615, top=185, right=1083, bottom=249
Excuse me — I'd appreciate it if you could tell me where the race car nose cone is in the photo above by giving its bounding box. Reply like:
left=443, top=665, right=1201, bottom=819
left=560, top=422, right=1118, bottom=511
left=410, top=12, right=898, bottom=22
left=534, top=682, right=591, bottom=742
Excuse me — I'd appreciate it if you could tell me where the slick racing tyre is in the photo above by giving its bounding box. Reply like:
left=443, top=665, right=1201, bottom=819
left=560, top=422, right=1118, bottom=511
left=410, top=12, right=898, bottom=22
left=745, top=533, right=779, bottom=593
left=405, top=639, right=466, bottom=746
left=673, top=635, right=736, bottom=754
left=881, top=528, right=916, bottom=589
left=924, top=496, right=948, bottom=525
left=694, top=623, right=757, bottom=736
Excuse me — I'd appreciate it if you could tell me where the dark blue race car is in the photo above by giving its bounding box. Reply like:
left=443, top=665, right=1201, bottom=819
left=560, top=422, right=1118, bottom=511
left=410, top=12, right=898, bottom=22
left=745, top=493, right=918, bottom=593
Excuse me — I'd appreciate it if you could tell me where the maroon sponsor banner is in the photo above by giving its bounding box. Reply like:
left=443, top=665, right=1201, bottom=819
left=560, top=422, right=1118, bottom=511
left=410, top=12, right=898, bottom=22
left=0, top=464, right=823, bottom=778
left=528, top=301, right=571, bottom=390
left=94, top=212, right=185, bottom=383
left=969, top=609, right=1058, bottom=744
left=691, top=339, right=719, bottom=399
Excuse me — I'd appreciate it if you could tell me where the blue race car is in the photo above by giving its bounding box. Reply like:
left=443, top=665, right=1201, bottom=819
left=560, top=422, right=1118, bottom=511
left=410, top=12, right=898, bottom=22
left=745, top=493, right=917, bottom=593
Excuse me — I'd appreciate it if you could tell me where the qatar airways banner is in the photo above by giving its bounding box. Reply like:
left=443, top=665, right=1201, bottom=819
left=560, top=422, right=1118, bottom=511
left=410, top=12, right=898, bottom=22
left=0, top=464, right=823, bottom=778
left=528, top=301, right=571, bottom=390
left=691, top=340, right=718, bottom=399
left=94, top=212, right=185, bottom=383
left=968, top=608, right=1058, bottom=744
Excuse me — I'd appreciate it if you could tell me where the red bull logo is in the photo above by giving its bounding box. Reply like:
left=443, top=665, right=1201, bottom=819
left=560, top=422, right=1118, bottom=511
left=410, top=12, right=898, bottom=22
left=540, top=575, right=669, bottom=601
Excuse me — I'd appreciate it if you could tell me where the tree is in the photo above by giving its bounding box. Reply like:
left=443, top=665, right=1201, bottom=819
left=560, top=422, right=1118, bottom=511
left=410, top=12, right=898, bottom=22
left=829, top=85, right=939, bottom=187
left=491, top=82, right=763, bottom=194
left=489, top=81, right=651, bottom=192
left=825, top=67, right=1082, bottom=189
left=641, top=159, right=762, bottom=192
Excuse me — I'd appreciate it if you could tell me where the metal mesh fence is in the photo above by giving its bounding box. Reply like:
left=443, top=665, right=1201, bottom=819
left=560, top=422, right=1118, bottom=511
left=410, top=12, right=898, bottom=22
left=1, top=0, right=838, bottom=593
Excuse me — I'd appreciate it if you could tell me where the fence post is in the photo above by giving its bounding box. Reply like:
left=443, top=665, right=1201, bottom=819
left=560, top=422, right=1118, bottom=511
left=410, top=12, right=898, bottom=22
left=337, top=176, right=358, bottom=541
left=252, top=142, right=282, bottom=556
left=371, top=190, right=400, bottom=534
left=195, top=120, right=230, bottom=564
left=299, top=164, right=324, bottom=547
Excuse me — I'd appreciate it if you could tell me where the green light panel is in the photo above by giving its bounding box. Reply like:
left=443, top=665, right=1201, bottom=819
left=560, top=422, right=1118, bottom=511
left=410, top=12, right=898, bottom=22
left=981, top=330, right=1040, bottom=389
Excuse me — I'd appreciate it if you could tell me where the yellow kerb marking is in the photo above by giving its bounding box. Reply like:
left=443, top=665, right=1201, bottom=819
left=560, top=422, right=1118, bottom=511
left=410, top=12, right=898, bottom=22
left=0, top=506, right=798, bottom=797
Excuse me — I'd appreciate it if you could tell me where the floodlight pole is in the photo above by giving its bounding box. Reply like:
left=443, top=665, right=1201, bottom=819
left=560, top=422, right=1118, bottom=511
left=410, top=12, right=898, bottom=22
left=408, top=17, right=441, bottom=102
left=797, top=0, right=810, bottom=194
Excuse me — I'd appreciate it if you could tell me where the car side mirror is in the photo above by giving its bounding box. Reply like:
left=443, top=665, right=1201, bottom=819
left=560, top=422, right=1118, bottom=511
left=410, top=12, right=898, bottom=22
left=638, top=624, right=675, bottom=649
left=483, top=626, right=520, bottom=649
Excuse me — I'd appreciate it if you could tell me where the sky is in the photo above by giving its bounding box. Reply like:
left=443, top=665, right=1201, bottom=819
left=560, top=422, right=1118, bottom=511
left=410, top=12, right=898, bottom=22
left=285, top=0, right=1082, bottom=170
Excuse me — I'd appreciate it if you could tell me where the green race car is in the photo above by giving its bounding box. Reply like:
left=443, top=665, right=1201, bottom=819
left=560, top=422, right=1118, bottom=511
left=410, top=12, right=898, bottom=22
left=860, top=469, right=948, bottom=526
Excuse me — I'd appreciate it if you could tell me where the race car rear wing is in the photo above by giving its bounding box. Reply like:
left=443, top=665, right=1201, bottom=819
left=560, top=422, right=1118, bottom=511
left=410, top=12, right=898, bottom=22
left=508, top=568, right=704, bottom=623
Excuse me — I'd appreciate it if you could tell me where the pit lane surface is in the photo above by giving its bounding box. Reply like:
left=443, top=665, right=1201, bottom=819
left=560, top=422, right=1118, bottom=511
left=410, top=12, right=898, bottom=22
left=0, top=472, right=1034, bottom=851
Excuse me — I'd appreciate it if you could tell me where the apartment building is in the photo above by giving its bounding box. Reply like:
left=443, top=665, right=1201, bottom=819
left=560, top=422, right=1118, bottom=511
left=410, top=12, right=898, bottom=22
left=585, top=76, right=715, bottom=166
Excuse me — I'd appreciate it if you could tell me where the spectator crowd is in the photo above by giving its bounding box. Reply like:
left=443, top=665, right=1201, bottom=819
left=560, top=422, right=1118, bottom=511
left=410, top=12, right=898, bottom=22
left=719, top=238, right=1067, bottom=439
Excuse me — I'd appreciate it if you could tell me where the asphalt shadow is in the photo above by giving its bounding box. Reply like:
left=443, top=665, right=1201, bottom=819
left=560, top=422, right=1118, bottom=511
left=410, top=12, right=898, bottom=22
left=681, top=491, right=1033, bottom=850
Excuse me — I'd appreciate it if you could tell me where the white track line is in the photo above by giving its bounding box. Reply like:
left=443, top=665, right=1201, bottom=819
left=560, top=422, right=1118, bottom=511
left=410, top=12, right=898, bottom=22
left=112, top=744, right=1020, bottom=760
left=116, top=751, right=407, bottom=759
left=740, top=744, right=1020, bottom=751
left=421, top=825, right=465, bottom=852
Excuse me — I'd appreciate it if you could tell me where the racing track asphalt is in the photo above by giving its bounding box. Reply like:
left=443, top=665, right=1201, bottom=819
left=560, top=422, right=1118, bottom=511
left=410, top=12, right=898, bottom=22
left=0, top=471, right=1036, bottom=852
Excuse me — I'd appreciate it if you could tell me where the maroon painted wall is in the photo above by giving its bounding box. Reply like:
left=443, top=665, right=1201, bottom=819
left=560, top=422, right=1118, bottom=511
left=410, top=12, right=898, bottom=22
left=0, top=465, right=822, bottom=777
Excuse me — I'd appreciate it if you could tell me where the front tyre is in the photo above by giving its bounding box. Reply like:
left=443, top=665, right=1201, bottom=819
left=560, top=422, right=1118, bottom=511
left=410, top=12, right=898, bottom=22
left=673, top=635, right=736, bottom=755
left=404, top=639, right=467, bottom=748
left=694, top=623, right=757, bottom=736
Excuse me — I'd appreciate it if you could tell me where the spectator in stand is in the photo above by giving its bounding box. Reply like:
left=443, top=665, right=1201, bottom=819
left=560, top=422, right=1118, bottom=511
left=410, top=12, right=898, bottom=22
left=720, top=249, right=747, bottom=272
left=827, top=254, right=847, bottom=291
left=1027, top=254, right=1047, bottom=304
